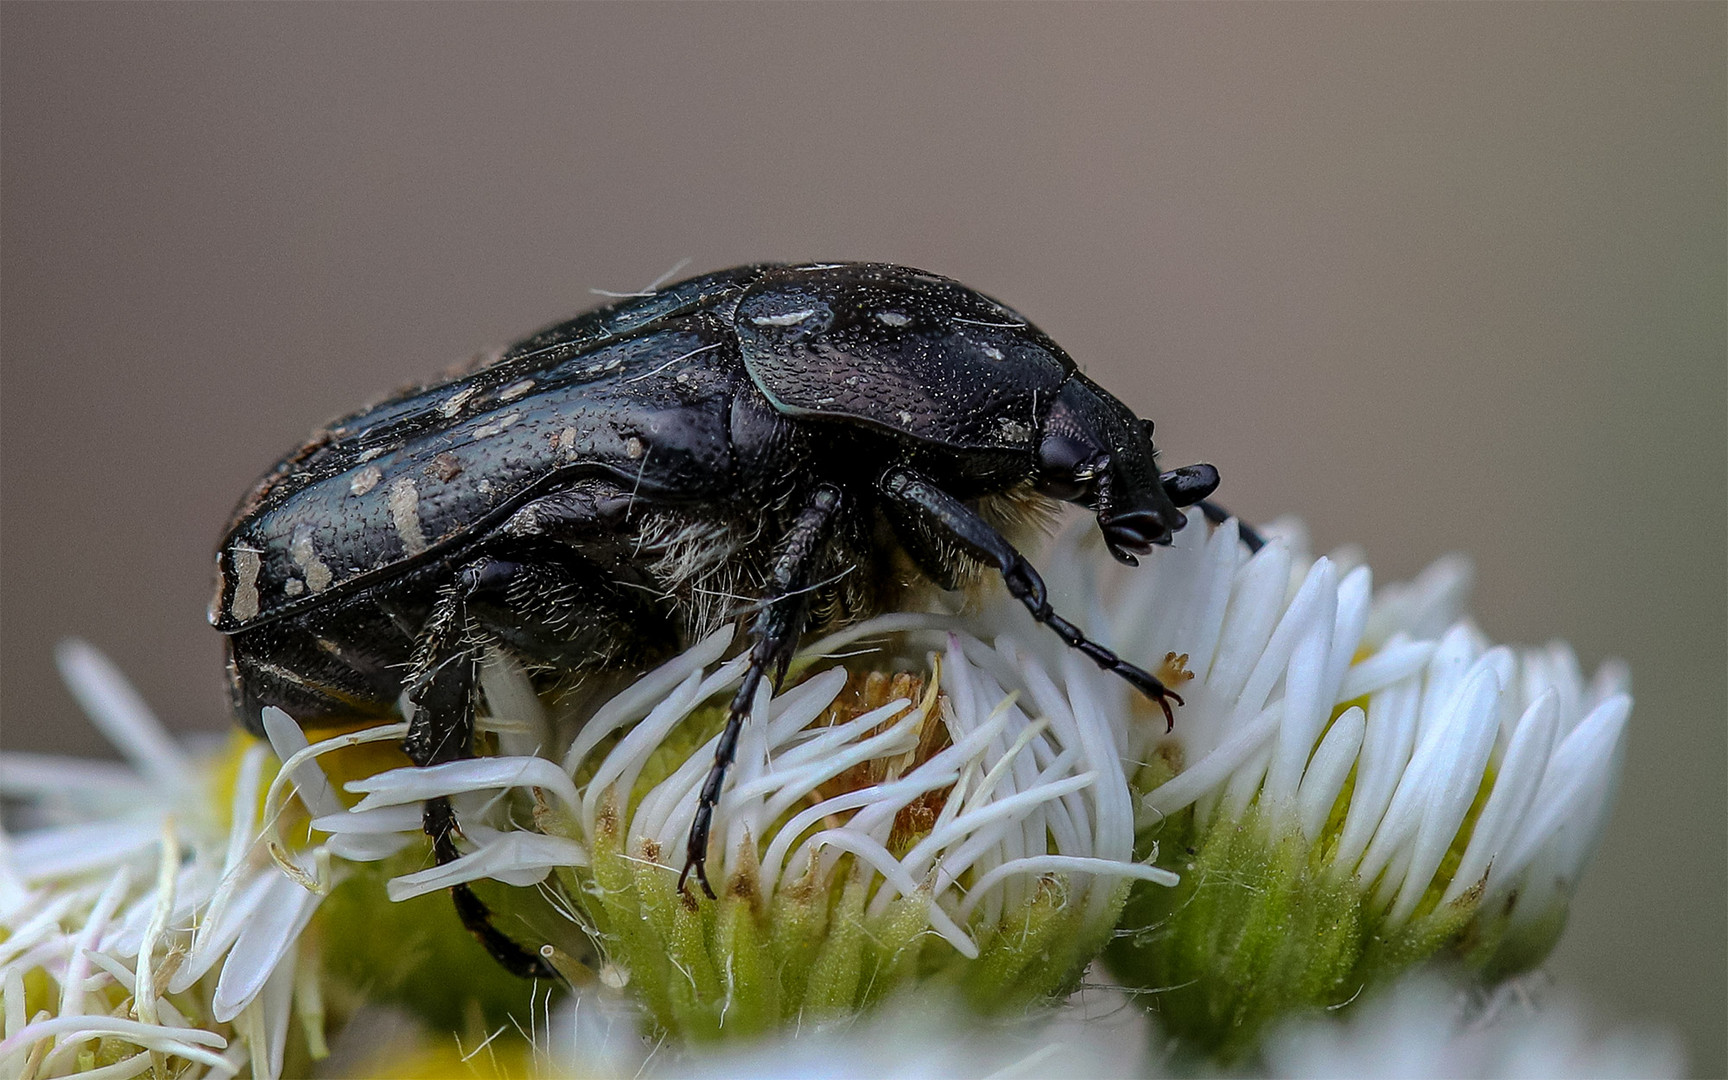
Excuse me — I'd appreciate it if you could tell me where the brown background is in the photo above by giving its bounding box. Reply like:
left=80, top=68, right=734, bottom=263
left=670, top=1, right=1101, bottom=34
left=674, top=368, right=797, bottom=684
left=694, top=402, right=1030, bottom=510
left=3, top=4, right=1722, bottom=1072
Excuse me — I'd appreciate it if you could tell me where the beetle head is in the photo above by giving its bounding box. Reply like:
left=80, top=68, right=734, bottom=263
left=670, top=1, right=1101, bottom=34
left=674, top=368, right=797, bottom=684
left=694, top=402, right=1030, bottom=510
left=1036, top=375, right=1187, bottom=564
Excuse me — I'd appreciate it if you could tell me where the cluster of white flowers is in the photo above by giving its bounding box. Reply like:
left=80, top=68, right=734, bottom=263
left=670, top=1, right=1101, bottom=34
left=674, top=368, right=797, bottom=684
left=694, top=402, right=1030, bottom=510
left=0, top=645, right=328, bottom=1080
left=0, top=509, right=1665, bottom=1076
left=1263, top=973, right=1682, bottom=1079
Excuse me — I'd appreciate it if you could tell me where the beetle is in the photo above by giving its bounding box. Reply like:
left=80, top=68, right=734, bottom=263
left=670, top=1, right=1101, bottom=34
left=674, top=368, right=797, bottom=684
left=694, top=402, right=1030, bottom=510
left=212, top=262, right=1257, bottom=980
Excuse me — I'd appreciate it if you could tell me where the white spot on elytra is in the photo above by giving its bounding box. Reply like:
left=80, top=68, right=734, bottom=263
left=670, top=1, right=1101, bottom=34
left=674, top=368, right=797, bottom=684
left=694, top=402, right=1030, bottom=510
left=282, top=578, right=306, bottom=597
left=625, top=436, right=645, bottom=460
left=558, top=428, right=578, bottom=453
left=207, top=553, right=226, bottom=623
left=356, top=446, right=385, bottom=463
left=349, top=465, right=383, bottom=497
left=388, top=477, right=429, bottom=555
left=997, top=417, right=1031, bottom=443
left=439, top=386, right=480, bottom=418
left=471, top=412, right=522, bottom=439
left=750, top=308, right=816, bottom=327
left=982, top=345, right=1004, bottom=361
left=499, top=379, right=535, bottom=402
left=229, top=548, right=262, bottom=622
left=289, top=528, right=334, bottom=592
left=898, top=410, right=914, bottom=425
left=875, top=311, right=911, bottom=327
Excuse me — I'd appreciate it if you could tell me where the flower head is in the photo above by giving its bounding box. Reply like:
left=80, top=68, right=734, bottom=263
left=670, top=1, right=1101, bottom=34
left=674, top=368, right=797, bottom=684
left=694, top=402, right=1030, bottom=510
left=1022, top=514, right=1635, bottom=1057
left=0, top=642, right=319, bottom=1079
left=317, top=613, right=1176, bottom=1041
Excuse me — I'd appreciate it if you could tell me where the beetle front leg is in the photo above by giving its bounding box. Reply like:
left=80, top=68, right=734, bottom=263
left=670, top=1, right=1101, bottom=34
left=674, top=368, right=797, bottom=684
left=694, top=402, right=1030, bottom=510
left=880, top=465, right=1184, bottom=730
left=404, top=563, right=558, bottom=981
left=1195, top=500, right=1266, bottom=552
left=1156, top=464, right=1265, bottom=553
left=680, top=483, right=844, bottom=899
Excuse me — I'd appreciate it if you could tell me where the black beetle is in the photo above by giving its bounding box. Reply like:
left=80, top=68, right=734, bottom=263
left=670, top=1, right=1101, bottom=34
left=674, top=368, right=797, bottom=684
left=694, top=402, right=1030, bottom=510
left=212, top=262, right=1254, bottom=979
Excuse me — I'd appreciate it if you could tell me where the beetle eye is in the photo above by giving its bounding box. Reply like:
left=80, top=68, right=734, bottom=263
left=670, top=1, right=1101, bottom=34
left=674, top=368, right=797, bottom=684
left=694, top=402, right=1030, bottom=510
left=1037, top=434, right=1104, bottom=503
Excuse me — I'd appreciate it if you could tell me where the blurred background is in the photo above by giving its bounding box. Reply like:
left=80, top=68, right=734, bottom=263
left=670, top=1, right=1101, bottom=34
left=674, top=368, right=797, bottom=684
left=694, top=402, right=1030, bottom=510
left=3, top=4, right=1721, bottom=1071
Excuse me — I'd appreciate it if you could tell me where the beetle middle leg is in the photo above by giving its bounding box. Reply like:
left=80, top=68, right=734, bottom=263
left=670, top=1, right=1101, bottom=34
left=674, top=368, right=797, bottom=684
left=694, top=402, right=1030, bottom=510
left=880, top=465, right=1185, bottom=730
left=679, top=483, right=845, bottom=899
left=404, top=560, right=559, bottom=981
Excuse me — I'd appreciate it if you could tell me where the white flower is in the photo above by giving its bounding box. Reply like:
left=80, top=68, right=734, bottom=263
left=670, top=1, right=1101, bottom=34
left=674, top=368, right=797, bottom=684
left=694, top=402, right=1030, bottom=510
left=1264, top=971, right=1684, bottom=1079
left=0, top=642, right=330, bottom=1080
left=1011, top=511, right=1632, bottom=1056
left=315, top=613, right=1177, bottom=1039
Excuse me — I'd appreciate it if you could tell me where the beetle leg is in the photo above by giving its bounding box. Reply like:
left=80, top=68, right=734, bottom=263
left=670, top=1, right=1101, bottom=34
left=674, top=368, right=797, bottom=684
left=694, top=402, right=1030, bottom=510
left=1158, top=464, right=1220, bottom=507
left=680, top=483, right=845, bottom=899
left=1196, top=500, right=1266, bottom=553
left=880, top=465, right=1184, bottom=730
left=404, top=564, right=558, bottom=981
left=1155, top=464, right=1265, bottom=552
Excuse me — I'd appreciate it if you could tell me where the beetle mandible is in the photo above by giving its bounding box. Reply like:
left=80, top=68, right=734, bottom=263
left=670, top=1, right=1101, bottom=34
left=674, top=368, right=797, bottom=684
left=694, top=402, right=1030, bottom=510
left=212, top=262, right=1258, bottom=980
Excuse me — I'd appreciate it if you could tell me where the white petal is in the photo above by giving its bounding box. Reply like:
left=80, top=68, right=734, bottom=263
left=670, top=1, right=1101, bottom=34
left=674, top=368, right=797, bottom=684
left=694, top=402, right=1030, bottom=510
left=757, top=771, right=959, bottom=900
left=560, top=625, right=734, bottom=775
left=1492, top=694, right=1632, bottom=897
left=1337, top=639, right=1439, bottom=703
left=1239, top=556, right=1335, bottom=719
left=1264, top=571, right=1339, bottom=811
left=11, top=819, right=161, bottom=882
left=1184, top=516, right=1247, bottom=684
left=0, top=1013, right=227, bottom=1058
left=956, top=855, right=1177, bottom=921
left=1296, top=707, right=1366, bottom=842
left=1387, top=660, right=1504, bottom=923
left=580, top=669, right=709, bottom=838
left=324, top=832, right=416, bottom=862
left=260, top=708, right=343, bottom=819
left=54, top=640, right=191, bottom=789
left=807, top=830, right=976, bottom=957
left=1444, top=691, right=1559, bottom=904
left=252, top=939, right=298, bottom=1080
left=311, top=803, right=422, bottom=835
left=348, top=755, right=579, bottom=814
left=212, top=872, right=321, bottom=1022
left=1334, top=676, right=1421, bottom=870
left=1143, top=703, right=1282, bottom=818
left=171, top=869, right=277, bottom=994
left=385, top=832, right=589, bottom=901
left=477, top=647, right=549, bottom=755
left=0, top=753, right=147, bottom=800
left=1418, top=624, right=1483, bottom=744
left=56, top=865, right=133, bottom=1026
left=1363, top=553, right=1474, bottom=644
left=1206, top=542, right=1294, bottom=705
